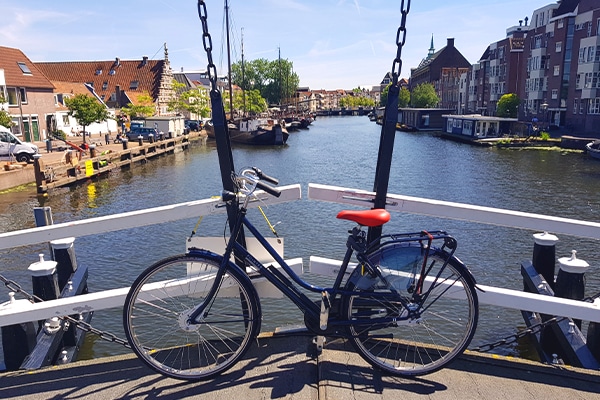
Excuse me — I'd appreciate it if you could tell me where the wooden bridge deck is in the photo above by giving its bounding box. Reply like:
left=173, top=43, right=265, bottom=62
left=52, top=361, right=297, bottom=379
left=2, top=333, right=599, bottom=400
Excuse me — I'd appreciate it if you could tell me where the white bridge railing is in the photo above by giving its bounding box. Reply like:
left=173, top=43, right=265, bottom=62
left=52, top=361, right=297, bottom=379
left=1, top=183, right=599, bottom=327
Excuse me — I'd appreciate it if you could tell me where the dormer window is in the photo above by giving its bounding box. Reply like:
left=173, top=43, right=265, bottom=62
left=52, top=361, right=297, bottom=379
left=109, top=69, right=116, bottom=76
left=130, top=80, right=139, bottom=90
left=17, top=62, right=32, bottom=75
left=95, top=68, right=102, bottom=75
left=102, top=81, right=108, bottom=90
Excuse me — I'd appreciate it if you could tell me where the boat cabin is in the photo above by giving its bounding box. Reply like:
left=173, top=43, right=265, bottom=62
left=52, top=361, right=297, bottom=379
left=443, top=114, right=518, bottom=138
left=398, top=108, right=454, bottom=131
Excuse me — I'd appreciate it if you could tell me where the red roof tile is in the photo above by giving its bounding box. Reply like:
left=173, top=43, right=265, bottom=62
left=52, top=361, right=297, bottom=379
left=0, top=46, right=55, bottom=89
left=35, top=58, right=165, bottom=106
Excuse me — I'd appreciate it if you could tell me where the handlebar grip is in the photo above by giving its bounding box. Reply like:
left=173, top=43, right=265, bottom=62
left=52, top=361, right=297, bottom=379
left=252, top=167, right=279, bottom=185
left=256, top=180, right=281, bottom=197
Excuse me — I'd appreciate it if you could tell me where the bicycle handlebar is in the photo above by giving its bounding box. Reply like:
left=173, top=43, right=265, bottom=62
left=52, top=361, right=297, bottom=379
left=252, top=167, right=279, bottom=185
left=236, top=167, right=281, bottom=198
left=256, top=180, right=281, bottom=197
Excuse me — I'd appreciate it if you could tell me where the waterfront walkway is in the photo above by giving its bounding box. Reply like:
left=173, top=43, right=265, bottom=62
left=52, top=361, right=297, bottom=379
left=2, top=333, right=600, bottom=400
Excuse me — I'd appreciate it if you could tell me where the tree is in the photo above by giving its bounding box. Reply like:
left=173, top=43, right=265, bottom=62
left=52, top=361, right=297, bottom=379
left=339, top=94, right=375, bottom=108
left=120, top=92, right=156, bottom=120
left=410, top=83, right=439, bottom=108
left=380, top=84, right=391, bottom=106
left=399, top=87, right=410, bottom=108
left=64, top=94, right=110, bottom=144
left=168, top=80, right=211, bottom=119
left=496, top=93, right=520, bottom=118
left=0, top=95, right=13, bottom=128
left=231, top=58, right=299, bottom=105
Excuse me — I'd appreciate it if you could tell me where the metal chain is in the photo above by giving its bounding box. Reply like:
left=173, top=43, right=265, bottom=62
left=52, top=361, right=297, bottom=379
left=197, top=0, right=218, bottom=93
left=471, top=316, right=565, bottom=353
left=0, top=274, right=130, bottom=348
left=390, top=0, right=411, bottom=86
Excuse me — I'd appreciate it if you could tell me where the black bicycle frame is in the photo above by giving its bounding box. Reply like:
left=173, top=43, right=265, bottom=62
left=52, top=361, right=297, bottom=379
left=187, top=204, right=360, bottom=324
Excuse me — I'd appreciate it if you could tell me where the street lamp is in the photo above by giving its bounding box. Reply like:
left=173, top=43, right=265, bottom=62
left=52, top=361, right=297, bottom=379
left=540, top=102, right=548, bottom=131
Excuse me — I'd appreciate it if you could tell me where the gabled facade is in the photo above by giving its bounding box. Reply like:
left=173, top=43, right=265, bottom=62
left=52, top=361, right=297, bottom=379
left=0, top=46, right=56, bottom=141
left=409, top=38, right=471, bottom=110
left=35, top=45, right=174, bottom=116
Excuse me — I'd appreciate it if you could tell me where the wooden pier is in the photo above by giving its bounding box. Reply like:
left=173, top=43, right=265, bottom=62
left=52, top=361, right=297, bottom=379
left=32, top=133, right=205, bottom=193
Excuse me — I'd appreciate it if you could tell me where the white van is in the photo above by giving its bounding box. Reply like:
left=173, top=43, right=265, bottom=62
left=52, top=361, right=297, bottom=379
left=0, top=125, right=39, bottom=163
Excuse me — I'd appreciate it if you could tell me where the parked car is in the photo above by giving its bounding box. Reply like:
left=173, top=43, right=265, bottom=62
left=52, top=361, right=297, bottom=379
left=126, top=127, right=159, bottom=141
left=185, top=120, right=200, bottom=131
left=0, top=125, right=39, bottom=163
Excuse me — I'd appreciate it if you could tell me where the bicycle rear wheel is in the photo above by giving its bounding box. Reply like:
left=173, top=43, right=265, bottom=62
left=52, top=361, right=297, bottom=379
left=344, top=245, right=478, bottom=376
left=123, top=253, right=261, bottom=380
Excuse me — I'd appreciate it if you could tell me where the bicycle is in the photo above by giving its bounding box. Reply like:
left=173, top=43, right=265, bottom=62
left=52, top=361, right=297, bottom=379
left=123, top=167, right=479, bottom=380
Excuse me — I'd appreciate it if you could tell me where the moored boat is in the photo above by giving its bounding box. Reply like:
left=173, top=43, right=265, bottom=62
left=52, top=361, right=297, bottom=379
left=205, top=118, right=289, bottom=145
left=585, top=141, right=600, bottom=160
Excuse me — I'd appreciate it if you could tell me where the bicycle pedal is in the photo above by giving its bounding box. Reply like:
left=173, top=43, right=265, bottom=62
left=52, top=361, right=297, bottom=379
left=320, top=291, right=330, bottom=330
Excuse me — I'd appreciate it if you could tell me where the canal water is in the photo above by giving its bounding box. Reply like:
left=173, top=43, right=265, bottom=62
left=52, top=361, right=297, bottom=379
left=1, top=115, right=600, bottom=364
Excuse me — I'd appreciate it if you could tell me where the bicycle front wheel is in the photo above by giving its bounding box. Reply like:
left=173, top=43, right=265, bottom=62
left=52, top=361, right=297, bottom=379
left=344, top=246, right=478, bottom=376
left=123, top=253, right=261, bottom=380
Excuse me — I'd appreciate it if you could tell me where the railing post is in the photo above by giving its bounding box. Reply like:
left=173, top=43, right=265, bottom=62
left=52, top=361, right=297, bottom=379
left=50, top=237, right=78, bottom=291
left=587, top=318, right=600, bottom=364
left=33, top=154, right=45, bottom=194
left=28, top=254, right=60, bottom=302
left=1, top=293, right=37, bottom=371
left=531, top=232, right=559, bottom=290
left=555, top=250, right=589, bottom=329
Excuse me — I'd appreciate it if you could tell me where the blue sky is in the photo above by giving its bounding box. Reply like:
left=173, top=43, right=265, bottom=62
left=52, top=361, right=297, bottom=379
left=1, top=0, right=553, bottom=90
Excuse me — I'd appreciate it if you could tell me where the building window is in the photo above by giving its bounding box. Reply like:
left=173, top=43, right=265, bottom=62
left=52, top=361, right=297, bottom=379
left=552, top=89, right=558, bottom=99
left=95, top=69, right=102, bottom=75
left=6, top=87, right=26, bottom=105
left=555, top=42, right=562, bottom=52
left=554, top=65, right=560, bottom=76
left=17, top=62, right=32, bottom=75
left=573, top=98, right=578, bottom=114
left=580, top=100, right=585, bottom=114
left=109, top=69, right=116, bottom=76
left=130, top=80, right=139, bottom=90
left=19, top=88, right=27, bottom=104
left=62, top=115, right=69, bottom=125
left=589, top=98, right=600, bottom=115
left=558, top=19, right=564, bottom=29
left=588, top=47, right=596, bottom=62
left=102, top=81, right=108, bottom=90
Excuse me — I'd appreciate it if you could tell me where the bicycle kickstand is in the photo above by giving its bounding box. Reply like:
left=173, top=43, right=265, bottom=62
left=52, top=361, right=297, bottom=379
left=313, top=291, right=330, bottom=353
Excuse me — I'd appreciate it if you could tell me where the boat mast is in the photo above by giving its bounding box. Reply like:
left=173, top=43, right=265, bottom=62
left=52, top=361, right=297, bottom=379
left=241, top=27, right=246, bottom=116
left=225, top=0, right=234, bottom=121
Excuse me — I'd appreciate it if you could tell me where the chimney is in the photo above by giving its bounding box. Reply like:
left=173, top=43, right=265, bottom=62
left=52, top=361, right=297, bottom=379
left=115, top=85, right=121, bottom=107
left=114, top=57, right=121, bottom=67
left=447, top=38, right=455, bottom=48
left=142, top=56, right=148, bottom=66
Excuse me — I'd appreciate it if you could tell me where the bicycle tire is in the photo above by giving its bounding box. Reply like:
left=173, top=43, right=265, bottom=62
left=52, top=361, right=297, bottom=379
left=343, top=245, right=478, bottom=376
left=123, top=252, right=261, bottom=380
